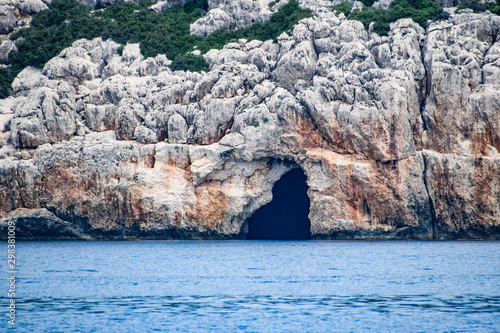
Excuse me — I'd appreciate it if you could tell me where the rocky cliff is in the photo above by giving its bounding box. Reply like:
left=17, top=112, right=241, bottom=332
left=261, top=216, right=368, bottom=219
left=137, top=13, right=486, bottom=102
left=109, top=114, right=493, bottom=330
left=0, top=1, right=499, bottom=240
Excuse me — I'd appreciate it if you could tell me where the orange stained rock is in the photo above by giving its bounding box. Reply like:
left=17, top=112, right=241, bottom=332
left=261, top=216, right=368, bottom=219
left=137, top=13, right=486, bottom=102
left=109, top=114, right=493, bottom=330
left=194, top=181, right=227, bottom=229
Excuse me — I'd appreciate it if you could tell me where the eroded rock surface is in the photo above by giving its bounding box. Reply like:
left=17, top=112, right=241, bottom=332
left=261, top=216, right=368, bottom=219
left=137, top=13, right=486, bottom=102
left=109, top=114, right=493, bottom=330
left=0, top=0, right=50, bottom=64
left=1, top=8, right=499, bottom=240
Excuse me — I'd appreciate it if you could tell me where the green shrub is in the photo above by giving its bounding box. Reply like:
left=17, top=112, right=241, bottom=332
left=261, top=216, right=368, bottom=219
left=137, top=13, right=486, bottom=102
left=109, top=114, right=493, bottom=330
left=0, top=68, right=16, bottom=99
left=197, top=0, right=312, bottom=53
left=332, top=1, right=353, bottom=16
left=1, top=0, right=311, bottom=98
left=359, top=0, right=376, bottom=7
left=457, top=0, right=486, bottom=12
left=457, top=0, right=500, bottom=14
left=170, top=53, right=210, bottom=72
left=485, top=0, right=500, bottom=14
left=117, top=44, right=125, bottom=56
left=347, top=0, right=449, bottom=36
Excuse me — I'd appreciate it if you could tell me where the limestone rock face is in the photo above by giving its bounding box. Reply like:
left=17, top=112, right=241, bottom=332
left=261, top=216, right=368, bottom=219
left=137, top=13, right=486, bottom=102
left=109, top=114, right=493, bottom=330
left=0, top=39, right=16, bottom=64
left=0, top=0, right=47, bottom=65
left=189, top=0, right=343, bottom=37
left=304, top=150, right=433, bottom=239
left=372, top=0, right=393, bottom=9
left=0, top=8, right=499, bottom=240
left=9, top=83, right=79, bottom=148
left=0, top=208, right=88, bottom=240
left=190, top=8, right=232, bottom=37
left=190, top=0, right=278, bottom=36
left=0, top=0, right=186, bottom=67
left=0, top=4, right=17, bottom=35
left=422, top=14, right=500, bottom=157
left=423, top=151, right=500, bottom=238
left=13, top=0, right=48, bottom=14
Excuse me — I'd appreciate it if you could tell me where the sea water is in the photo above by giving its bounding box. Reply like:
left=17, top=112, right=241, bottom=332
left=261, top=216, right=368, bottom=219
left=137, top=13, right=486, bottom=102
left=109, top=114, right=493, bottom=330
left=1, top=240, right=499, bottom=332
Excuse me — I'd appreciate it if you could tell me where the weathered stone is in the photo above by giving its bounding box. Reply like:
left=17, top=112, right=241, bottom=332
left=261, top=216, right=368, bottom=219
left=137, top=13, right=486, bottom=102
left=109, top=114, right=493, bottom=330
left=149, top=0, right=192, bottom=13
left=13, top=0, right=48, bottom=14
left=0, top=39, right=16, bottom=64
left=423, top=151, right=500, bottom=239
left=422, top=13, right=500, bottom=156
left=0, top=9, right=499, bottom=240
left=273, top=40, right=317, bottom=92
left=220, top=132, right=245, bottom=147
left=306, top=151, right=433, bottom=239
left=168, top=113, right=188, bottom=144
left=115, top=98, right=143, bottom=140
left=0, top=5, right=17, bottom=34
left=0, top=208, right=87, bottom=240
left=190, top=0, right=276, bottom=36
left=190, top=8, right=231, bottom=37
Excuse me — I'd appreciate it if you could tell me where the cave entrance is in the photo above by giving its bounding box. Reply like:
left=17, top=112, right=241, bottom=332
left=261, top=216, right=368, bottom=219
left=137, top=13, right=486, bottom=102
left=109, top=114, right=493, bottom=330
left=246, top=168, right=312, bottom=240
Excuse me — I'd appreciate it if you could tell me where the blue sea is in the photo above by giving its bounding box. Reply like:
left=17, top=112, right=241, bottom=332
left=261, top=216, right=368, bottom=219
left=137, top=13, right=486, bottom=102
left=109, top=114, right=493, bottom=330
left=1, top=240, right=499, bottom=332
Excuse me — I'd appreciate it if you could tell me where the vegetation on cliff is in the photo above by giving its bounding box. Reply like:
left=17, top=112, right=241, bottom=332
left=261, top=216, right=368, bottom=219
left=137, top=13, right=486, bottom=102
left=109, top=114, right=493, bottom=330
left=484, top=0, right=500, bottom=14
left=0, top=0, right=311, bottom=98
left=458, top=0, right=500, bottom=14
left=332, top=0, right=449, bottom=35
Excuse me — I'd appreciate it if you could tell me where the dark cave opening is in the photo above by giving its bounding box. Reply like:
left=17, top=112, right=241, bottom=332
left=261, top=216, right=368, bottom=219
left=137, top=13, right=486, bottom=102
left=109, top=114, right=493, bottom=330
left=246, top=168, right=312, bottom=240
